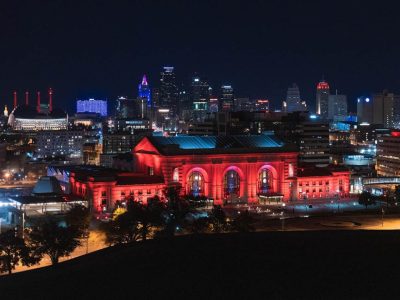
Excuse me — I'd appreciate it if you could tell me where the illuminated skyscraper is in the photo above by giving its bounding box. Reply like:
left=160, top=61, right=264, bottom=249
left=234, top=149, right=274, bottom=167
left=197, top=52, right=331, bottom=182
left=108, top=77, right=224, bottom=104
left=138, top=75, right=151, bottom=107
left=286, top=83, right=307, bottom=112
left=328, top=93, right=347, bottom=119
left=220, top=85, right=234, bottom=112
left=159, top=66, right=179, bottom=114
left=316, top=80, right=330, bottom=119
left=191, top=75, right=210, bottom=111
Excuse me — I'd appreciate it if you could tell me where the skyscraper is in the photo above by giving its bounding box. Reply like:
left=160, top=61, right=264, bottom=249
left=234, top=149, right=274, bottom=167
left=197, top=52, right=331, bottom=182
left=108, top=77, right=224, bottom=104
left=372, top=90, right=400, bottom=129
left=159, top=66, right=179, bottom=114
left=328, top=93, right=347, bottom=119
left=357, top=96, right=373, bottom=124
left=316, top=80, right=330, bottom=118
left=220, top=85, right=234, bottom=112
left=138, top=75, right=151, bottom=107
left=191, top=75, right=210, bottom=111
left=285, top=83, right=307, bottom=112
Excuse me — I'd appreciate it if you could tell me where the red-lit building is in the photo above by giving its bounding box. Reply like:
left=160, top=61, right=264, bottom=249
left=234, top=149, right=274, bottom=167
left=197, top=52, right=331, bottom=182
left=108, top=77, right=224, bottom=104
left=53, top=135, right=350, bottom=212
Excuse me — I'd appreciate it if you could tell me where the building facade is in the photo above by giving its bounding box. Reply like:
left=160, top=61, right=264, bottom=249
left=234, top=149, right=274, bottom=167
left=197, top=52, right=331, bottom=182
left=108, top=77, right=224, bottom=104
left=57, top=135, right=350, bottom=212
left=328, top=94, right=347, bottom=119
left=316, top=80, right=330, bottom=119
left=285, top=83, right=307, bottom=113
left=76, top=99, right=107, bottom=117
left=376, top=131, right=400, bottom=176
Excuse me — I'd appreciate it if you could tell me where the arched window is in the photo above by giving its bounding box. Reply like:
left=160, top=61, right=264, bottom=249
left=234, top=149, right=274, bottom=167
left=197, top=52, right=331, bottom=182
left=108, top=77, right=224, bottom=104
left=258, top=168, right=273, bottom=194
left=224, top=170, right=240, bottom=197
left=188, top=171, right=204, bottom=196
left=173, top=167, right=179, bottom=182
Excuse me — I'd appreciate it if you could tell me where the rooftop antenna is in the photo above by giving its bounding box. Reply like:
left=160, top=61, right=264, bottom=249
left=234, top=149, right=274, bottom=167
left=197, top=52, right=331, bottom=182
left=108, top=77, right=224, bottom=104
left=48, top=88, right=53, bottom=112
left=13, top=91, right=17, bottom=109
left=37, top=91, right=41, bottom=113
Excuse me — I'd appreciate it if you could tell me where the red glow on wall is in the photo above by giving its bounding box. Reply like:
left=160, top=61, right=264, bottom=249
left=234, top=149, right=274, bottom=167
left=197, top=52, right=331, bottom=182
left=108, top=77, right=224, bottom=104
left=391, top=131, right=400, bottom=137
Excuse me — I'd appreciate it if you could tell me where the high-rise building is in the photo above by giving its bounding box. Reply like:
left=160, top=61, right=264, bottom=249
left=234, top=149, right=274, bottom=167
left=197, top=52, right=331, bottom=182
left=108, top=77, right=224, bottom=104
left=159, top=66, right=179, bottom=114
left=138, top=75, right=151, bottom=107
left=191, top=76, right=210, bottom=111
left=316, top=80, right=330, bottom=118
left=254, top=99, right=269, bottom=111
left=116, top=97, right=135, bottom=119
left=220, top=85, right=234, bottom=112
left=372, top=90, right=400, bottom=129
left=357, top=96, right=373, bottom=124
left=376, top=131, right=400, bottom=176
left=234, top=97, right=253, bottom=111
left=286, top=83, right=307, bottom=112
left=76, top=99, right=107, bottom=116
left=328, top=93, right=347, bottom=119
left=297, top=117, right=330, bottom=166
left=209, top=97, right=219, bottom=113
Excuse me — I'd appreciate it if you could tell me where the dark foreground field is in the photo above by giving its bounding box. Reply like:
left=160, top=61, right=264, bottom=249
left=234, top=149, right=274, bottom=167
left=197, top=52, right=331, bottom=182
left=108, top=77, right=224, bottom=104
left=1, top=231, right=400, bottom=299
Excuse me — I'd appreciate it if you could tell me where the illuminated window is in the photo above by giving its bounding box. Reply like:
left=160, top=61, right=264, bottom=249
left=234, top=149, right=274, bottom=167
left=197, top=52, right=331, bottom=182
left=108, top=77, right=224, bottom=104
left=224, top=170, right=240, bottom=197
left=288, top=163, right=294, bottom=177
left=258, top=168, right=273, bottom=194
left=173, top=167, right=179, bottom=182
left=148, top=167, right=154, bottom=176
left=188, top=171, right=204, bottom=196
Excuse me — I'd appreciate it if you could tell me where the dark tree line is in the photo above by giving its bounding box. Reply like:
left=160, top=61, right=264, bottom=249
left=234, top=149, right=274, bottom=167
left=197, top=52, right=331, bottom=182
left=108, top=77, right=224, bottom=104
left=0, top=204, right=90, bottom=275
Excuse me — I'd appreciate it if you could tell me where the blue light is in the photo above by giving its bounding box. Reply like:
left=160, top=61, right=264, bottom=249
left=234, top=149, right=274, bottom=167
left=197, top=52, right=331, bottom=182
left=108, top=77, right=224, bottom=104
left=365, top=98, right=370, bottom=102
left=310, top=114, right=317, bottom=119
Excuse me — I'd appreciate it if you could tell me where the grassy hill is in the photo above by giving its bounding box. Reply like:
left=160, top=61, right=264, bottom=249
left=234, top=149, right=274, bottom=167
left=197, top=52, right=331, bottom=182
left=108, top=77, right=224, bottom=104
left=1, top=231, right=400, bottom=299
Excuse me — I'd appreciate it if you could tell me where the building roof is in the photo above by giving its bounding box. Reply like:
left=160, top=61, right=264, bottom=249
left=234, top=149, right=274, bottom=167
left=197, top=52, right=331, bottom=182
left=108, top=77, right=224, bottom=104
left=297, top=166, right=349, bottom=178
left=50, top=165, right=164, bottom=185
left=12, top=105, right=67, bottom=119
left=32, top=176, right=64, bottom=195
left=143, top=134, right=296, bottom=155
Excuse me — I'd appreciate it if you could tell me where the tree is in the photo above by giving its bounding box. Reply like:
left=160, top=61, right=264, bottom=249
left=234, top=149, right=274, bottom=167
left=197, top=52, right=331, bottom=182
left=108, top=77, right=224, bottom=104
left=28, top=216, right=82, bottom=265
left=0, top=230, right=39, bottom=274
left=188, top=217, right=209, bottom=234
left=139, top=196, right=166, bottom=241
left=161, top=186, right=191, bottom=237
left=209, top=205, right=228, bottom=233
left=65, top=204, right=91, bottom=238
left=358, top=191, right=375, bottom=209
left=231, top=210, right=256, bottom=232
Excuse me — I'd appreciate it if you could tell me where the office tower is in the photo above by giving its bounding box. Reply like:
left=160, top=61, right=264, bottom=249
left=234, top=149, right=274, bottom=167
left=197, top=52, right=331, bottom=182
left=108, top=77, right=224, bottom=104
left=316, top=80, right=330, bottom=118
left=376, top=131, right=400, bottom=176
left=254, top=99, right=269, bottom=111
left=297, top=117, right=330, bottom=166
left=115, top=97, right=135, bottom=119
left=286, top=83, right=307, bottom=112
left=328, top=93, right=347, bottom=119
left=76, top=99, right=107, bottom=116
left=357, top=96, right=373, bottom=124
left=209, top=97, right=219, bottom=113
left=159, top=66, right=179, bottom=114
left=234, top=97, right=253, bottom=111
left=191, top=76, right=210, bottom=111
left=372, top=90, right=400, bottom=129
left=138, top=75, right=151, bottom=107
left=220, top=85, right=234, bottom=112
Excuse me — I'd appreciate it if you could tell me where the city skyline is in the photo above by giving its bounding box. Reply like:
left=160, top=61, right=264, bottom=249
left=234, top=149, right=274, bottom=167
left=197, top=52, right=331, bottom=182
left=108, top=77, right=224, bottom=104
left=1, top=1, right=400, bottom=112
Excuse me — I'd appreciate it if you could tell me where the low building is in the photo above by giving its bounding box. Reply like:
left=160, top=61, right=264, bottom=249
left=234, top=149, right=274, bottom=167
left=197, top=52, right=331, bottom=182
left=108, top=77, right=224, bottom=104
left=50, top=134, right=351, bottom=213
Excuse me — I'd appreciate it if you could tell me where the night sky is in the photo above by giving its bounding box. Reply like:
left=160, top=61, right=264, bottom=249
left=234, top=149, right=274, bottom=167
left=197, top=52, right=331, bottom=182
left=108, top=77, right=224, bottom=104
left=1, top=0, right=399, bottom=113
